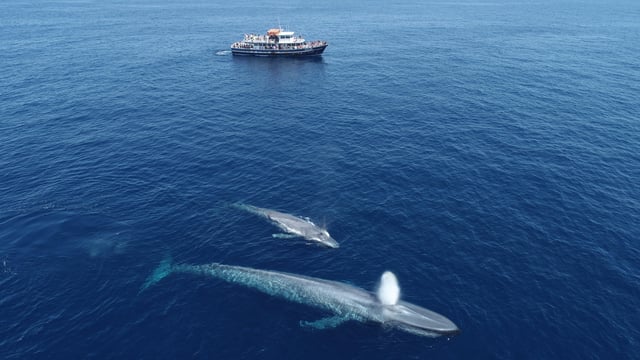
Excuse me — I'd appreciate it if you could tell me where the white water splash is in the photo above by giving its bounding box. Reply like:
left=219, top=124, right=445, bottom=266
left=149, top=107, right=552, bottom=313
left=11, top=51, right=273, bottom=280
left=377, top=271, right=400, bottom=305
left=1, top=257, right=16, bottom=275
left=216, top=50, right=231, bottom=56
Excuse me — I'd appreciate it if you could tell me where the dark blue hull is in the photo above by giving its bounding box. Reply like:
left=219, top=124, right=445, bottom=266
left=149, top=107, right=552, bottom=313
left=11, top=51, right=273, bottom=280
left=231, top=44, right=327, bottom=57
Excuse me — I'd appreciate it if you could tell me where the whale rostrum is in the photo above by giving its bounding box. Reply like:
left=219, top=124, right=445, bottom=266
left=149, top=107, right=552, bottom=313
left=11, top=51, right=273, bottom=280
left=143, top=260, right=459, bottom=337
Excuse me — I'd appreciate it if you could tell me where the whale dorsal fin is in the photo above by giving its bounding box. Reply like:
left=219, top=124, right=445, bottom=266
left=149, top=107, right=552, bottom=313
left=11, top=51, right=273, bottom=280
left=377, top=271, right=400, bottom=305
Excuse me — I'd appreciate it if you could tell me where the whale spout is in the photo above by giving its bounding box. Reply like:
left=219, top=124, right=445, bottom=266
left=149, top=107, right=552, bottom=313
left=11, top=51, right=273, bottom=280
left=377, top=271, right=400, bottom=305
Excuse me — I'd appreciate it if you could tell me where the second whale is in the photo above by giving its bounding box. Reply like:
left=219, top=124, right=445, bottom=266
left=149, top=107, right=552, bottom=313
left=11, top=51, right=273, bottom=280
left=234, top=203, right=339, bottom=248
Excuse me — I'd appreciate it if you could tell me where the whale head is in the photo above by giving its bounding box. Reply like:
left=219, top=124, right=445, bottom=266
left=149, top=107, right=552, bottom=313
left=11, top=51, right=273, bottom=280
left=309, top=229, right=339, bottom=248
left=382, top=300, right=460, bottom=337
left=377, top=272, right=459, bottom=337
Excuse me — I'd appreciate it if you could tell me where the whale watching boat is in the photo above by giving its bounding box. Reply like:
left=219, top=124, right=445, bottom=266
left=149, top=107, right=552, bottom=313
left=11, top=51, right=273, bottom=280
left=231, top=28, right=327, bottom=57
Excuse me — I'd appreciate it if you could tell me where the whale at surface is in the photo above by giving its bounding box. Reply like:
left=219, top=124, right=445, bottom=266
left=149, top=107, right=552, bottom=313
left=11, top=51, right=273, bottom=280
left=233, top=203, right=339, bottom=248
left=142, top=260, right=459, bottom=337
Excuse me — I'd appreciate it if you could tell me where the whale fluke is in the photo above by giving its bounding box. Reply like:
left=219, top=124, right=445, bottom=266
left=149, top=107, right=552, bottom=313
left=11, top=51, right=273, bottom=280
left=377, top=271, right=400, bottom=305
left=141, top=258, right=173, bottom=291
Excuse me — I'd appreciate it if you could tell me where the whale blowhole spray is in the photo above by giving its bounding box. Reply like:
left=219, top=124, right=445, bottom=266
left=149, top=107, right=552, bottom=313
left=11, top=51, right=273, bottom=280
left=377, top=271, right=400, bottom=305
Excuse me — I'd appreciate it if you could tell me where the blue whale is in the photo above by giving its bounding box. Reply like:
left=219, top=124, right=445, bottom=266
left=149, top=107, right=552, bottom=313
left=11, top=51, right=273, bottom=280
left=233, top=203, right=339, bottom=248
left=143, top=260, right=459, bottom=337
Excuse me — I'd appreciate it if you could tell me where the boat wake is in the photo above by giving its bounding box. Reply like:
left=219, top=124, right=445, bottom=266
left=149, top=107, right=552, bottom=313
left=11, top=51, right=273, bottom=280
left=215, top=50, right=231, bottom=56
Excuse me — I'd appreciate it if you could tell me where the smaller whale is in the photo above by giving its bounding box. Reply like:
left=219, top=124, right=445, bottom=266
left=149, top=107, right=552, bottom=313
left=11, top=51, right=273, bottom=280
left=234, top=203, right=339, bottom=248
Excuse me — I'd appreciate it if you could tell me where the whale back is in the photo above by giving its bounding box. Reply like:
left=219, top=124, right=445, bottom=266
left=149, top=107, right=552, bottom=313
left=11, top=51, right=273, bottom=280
left=377, top=271, right=400, bottom=305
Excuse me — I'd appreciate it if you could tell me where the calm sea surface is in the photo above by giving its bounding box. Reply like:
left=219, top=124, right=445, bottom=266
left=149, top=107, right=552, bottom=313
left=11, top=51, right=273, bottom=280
left=1, top=0, right=639, bottom=358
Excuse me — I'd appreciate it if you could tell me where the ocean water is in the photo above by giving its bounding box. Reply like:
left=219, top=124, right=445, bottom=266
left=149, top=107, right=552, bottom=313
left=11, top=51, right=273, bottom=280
left=1, top=0, right=639, bottom=358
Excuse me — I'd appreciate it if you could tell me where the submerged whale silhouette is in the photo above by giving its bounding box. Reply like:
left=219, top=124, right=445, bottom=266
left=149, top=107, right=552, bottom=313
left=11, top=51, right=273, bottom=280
left=234, top=203, right=339, bottom=248
left=143, top=260, right=459, bottom=337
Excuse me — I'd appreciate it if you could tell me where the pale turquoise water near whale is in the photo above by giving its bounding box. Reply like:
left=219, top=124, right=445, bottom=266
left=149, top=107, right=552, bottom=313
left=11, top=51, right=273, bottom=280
left=1, top=0, right=639, bottom=359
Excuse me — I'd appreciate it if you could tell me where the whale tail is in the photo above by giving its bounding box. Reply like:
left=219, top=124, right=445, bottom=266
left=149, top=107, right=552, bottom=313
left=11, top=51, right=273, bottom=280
left=231, top=202, right=263, bottom=217
left=141, top=257, right=173, bottom=291
left=231, top=202, right=257, bottom=213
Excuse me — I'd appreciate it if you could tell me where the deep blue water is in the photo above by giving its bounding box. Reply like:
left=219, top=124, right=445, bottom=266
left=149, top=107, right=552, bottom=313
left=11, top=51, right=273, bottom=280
left=1, top=0, right=639, bottom=358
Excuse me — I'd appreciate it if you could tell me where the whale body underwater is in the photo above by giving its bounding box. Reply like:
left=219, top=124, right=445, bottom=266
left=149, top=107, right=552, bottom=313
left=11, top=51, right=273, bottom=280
left=233, top=204, right=339, bottom=248
left=143, top=260, right=460, bottom=337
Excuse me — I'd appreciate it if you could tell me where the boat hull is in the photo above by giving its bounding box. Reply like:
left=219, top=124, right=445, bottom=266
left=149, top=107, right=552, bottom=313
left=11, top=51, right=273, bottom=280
left=231, top=44, right=327, bottom=57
